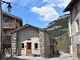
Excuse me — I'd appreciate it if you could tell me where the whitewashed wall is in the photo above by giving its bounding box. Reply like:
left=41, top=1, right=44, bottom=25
left=17, top=26, right=40, bottom=55
left=21, top=37, right=40, bottom=55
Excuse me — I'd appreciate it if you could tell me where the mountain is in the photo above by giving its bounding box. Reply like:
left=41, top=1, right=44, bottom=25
left=45, top=14, right=70, bottom=37
left=45, top=14, right=70, bottom=52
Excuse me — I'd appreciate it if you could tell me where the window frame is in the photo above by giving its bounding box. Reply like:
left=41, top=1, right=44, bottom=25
left=76, top=20, right=79, bottom=32
left=77, top=44, right=80, bottom=58
left=34, top=43, right=38, bottom=49
left=22, top=43, right=24, bottom=48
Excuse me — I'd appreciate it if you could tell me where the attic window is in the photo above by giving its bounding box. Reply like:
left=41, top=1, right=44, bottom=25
left=27, top=38, right=31, bottom=40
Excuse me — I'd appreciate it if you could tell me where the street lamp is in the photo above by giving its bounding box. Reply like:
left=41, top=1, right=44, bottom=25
left=0, top=0, right=12, bottom=59
left=7, top=2, right=12, bottom=13
left=2, top=1, right=12, bottom=13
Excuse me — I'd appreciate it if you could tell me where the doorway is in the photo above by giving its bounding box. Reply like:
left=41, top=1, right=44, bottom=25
left=26, top=42, right=32, bottom=55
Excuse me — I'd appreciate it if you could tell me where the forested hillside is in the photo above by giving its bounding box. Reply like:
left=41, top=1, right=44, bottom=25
left=45, top=14, right=70, bottom=52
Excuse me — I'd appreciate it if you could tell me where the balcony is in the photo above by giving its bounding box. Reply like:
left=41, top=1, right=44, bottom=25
left=3, top=23, right=16, bottom=29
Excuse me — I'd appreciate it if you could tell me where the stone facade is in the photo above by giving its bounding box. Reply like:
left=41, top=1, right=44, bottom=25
left=11, top=24, right=58, bottom=57
left=11, top=33, right=17, bottom=56
left=2, top=12, right=22, bottom=57
left=64, top=0, right=80, bottom=60
left=39, top=29, right=45, bottom=57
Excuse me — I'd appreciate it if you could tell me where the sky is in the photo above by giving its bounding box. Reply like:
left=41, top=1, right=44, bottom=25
left=2, top=0, right=71, bottom=28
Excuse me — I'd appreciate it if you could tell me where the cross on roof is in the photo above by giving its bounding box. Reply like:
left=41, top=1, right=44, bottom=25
left=26, top=20, right=28, bottom=24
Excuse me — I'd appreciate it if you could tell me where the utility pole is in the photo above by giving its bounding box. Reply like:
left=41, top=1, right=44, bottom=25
left=0, top=0, right=12, bottom=59
left=0, top=0, right=2, bottom=59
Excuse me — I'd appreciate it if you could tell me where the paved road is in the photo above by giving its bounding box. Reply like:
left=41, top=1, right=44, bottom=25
left=2, top=52, right=73, bottom=60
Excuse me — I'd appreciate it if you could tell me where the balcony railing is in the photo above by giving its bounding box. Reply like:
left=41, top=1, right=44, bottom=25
left=3, top=23, right=16, bottom=29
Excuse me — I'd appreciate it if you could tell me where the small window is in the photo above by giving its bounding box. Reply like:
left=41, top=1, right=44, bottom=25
left=5, top=20, right=10, bottom=23
left=76, top=20, right=79, bottom=32
left=22, top=43, right=24, bottom=48
left=76, top=6, right=78, bottom=12
left=34, top=43, right=38, bottom=49
left=75, top=6, right=78, bottom=15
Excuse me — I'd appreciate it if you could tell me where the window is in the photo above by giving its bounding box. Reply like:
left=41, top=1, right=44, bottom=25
left=34, top=43, right=38, bottom=49
left=75, top=6, right=78, bottom=15
left=76, top=20, right=79, bottom=32
left=5, top=20, right=10, bottom=23
left=22, top=43, right=24, bottom=48
left=77, top=44, right=80, bottom=57
left=27, top=38, right=31, bottom=40
left=76, top=6, right=77, bottom=12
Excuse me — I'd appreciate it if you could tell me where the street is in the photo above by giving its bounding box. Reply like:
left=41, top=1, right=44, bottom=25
left=2, top=52, right=73, bottom=60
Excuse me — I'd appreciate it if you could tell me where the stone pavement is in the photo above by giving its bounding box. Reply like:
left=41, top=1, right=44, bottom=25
left=2, top=51, right=73, bottom=60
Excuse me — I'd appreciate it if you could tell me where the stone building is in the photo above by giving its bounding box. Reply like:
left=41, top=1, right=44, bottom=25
left=2, top=11, right=22, bottom=56
left=11, top=24, right=58, bottom=57
left=64, top=0, right=80, bottom=60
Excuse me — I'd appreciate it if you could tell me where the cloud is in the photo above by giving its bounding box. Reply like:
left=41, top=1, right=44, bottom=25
left=43, top=0, right=71, bottom=8
left=31, top=6, right=59, bottom=21
left=56, top=0, right=71, bottom=8
left=31, top=0, right=71, bottom=21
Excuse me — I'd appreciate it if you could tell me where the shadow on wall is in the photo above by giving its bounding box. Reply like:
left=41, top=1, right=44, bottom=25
left=2, top=57, right=29, bottom=60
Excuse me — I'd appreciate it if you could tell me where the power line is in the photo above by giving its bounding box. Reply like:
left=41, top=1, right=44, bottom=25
left=10, top=2, right=30, bottom=10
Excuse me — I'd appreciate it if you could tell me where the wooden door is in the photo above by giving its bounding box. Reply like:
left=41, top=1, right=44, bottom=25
left=26, top=42, right=32, bottom=55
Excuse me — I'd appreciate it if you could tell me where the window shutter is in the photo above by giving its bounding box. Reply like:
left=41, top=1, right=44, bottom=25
left=77, top=44, right=80, bottom=57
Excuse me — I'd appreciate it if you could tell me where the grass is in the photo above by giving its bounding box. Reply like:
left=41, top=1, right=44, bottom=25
left=2, top=55, right=7, bottom=58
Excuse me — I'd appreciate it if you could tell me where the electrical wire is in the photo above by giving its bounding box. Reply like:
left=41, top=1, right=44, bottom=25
left=10, top=2, right=30, bottom=10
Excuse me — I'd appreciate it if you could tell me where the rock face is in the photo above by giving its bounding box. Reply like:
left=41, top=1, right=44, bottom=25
left=45, top=14, right=70, bottom=37
left=46, top=14, right=70, bottom=30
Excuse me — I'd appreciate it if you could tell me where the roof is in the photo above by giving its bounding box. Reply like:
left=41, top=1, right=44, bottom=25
left=50, top=37, right=58, bottom=45
left=11, top=24, right=49, bottom=34
left=63, top=0, right=76, bottom=12
left=3, top=11, right=23, bottom=26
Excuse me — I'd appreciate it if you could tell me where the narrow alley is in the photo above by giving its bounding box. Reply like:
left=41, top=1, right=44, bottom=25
left=2, top=51, right=73, bottom=60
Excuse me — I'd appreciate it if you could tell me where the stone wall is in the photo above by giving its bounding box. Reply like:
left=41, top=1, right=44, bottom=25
left=71, top=12, right=80, bottom=60
left=11, top=26, right=51, bottom=57
left=72, top=36, right=78, bottom=60
left=70, top=0, right=80, bottom=24
left=39, top=29, right=45, bottom=57
left=11, top=33, right=17, bottom=56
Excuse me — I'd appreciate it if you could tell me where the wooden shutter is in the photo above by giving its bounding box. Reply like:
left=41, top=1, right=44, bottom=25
left=77, top=44, right=80, bottom=57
